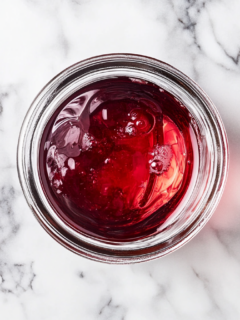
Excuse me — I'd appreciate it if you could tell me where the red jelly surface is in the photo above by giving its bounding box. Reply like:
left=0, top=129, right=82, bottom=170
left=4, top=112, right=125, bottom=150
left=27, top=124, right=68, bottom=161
left=39, top=78, right=194, bottom=241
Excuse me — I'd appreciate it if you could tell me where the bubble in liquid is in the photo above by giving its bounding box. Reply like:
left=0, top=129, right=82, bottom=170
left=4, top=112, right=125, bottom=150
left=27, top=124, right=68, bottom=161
left=68, top=158, right=75, bottom=170
left=46, top=145, right=68, bottom=180
left=82, top=133, right=93, bottom=150
left=125, top=122, right=136, bottom=135
left=150, top=145, right=173, bottom=175
left=104, top=158, right=111, bottom=164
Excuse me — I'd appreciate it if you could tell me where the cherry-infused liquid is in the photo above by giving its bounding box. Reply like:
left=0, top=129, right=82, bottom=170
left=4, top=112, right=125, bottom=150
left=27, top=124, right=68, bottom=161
left=39, top=77, right=194, bottom=241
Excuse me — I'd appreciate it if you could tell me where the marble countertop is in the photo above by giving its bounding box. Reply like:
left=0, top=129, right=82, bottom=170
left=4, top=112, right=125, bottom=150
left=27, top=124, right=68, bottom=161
left=0, top=0, right=240, bottom=319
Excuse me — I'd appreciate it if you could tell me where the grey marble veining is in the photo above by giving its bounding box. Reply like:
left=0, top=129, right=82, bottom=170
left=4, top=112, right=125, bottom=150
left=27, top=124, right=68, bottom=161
left=0, top=0, right=240, bottom=319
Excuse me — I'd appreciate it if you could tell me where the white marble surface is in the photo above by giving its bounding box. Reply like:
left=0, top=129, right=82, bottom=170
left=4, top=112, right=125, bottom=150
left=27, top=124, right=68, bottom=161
left=0, top=0, right=240, bottom=319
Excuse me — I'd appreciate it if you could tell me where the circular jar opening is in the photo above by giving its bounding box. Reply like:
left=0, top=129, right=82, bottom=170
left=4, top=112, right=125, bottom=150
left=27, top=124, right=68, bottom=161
left=17, top=54, right=228, bottom=263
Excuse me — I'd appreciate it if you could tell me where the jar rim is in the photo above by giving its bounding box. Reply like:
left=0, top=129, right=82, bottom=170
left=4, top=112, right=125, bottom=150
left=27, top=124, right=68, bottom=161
left=17, top=54, right=229, bottom=263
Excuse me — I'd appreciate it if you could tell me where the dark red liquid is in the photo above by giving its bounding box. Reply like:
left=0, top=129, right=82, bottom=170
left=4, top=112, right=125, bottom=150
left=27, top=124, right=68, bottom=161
left=39, top=77, right=194, bottom=241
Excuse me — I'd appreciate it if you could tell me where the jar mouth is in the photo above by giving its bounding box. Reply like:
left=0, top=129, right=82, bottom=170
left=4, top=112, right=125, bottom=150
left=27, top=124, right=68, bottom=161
left=17, top=54, right=229, bottom=263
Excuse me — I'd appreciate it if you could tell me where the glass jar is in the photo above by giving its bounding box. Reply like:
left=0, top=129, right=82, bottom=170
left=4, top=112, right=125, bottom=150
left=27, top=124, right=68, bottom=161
left=17, top=54, right=229, bottom=263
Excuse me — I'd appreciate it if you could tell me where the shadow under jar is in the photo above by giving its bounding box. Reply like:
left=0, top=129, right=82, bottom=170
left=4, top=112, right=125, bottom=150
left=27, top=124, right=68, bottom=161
left=17, top=54, right=228, bottom=263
